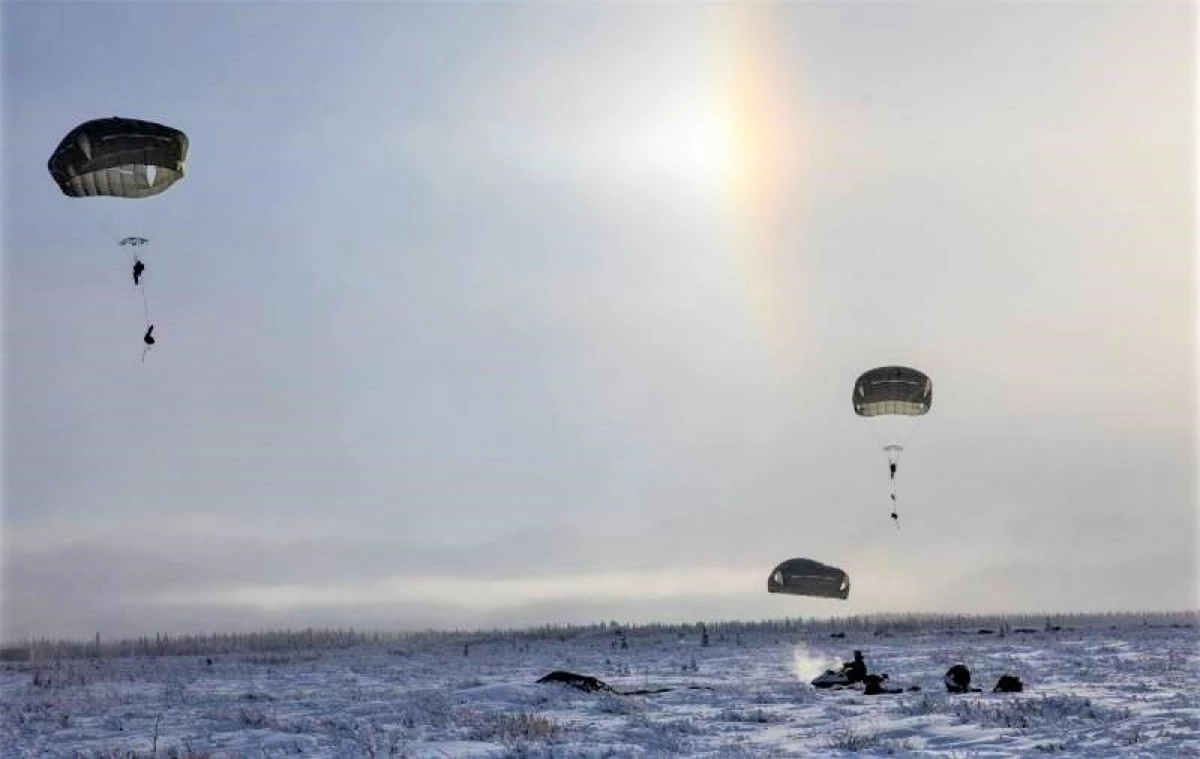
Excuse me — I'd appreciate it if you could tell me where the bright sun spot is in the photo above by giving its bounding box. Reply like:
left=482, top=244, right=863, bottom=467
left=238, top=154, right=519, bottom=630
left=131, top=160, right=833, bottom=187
left=620, top=106, right=736, bottom=188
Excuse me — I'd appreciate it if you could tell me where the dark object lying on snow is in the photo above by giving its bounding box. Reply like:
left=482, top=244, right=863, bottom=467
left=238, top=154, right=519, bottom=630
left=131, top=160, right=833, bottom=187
left=862, top=673, right=920, bottom=695
left=538, top=670, right=613, bottom=692
left=944, top=664, right=982, bottom=693
left=811, top=669, right=851, bottom=689
left=814, top=670, right=920, bottom=695
left=863, top=674, right=903, bottom=695
left=994, top=674, right=1024, bottom=692
left=536, top=670, right=698, bottom=696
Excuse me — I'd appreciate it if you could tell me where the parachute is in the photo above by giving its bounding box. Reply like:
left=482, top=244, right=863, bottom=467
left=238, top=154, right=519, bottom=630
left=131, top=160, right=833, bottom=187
left=48, top=117, right=188, bottom=358
left=48, top=117, right=188, bottom=199
left=766, top=558, right=850, bottom=600
left=852, top=365, right=932, bottom=524
left=852, top=366, right=932, bottom=419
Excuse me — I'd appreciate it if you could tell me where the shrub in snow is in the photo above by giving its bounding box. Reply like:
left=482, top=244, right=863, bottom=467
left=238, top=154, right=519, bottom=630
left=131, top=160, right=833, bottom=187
left=948, top=694, right=1131, bottom=729
left=823, top=724, right=915, bottom=755
left=467, top=711, right=562, bottom=744
left=592, top=692, right=645, bottom=716
left=395, top=689, right=457, bottom=728
left=237, top=705, right=270, bottom=728
left=716, top=707, right=783, bottom=724
left=822, top=724, right=881, bottom=751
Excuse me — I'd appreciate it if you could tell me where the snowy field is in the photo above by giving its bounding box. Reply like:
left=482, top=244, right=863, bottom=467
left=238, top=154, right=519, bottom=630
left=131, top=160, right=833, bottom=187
left=2, top=613, right=1197, bottom=758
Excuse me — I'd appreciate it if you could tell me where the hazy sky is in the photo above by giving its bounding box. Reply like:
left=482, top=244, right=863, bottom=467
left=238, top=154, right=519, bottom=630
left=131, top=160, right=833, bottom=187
left=2, top=1, right=1196, bottom=641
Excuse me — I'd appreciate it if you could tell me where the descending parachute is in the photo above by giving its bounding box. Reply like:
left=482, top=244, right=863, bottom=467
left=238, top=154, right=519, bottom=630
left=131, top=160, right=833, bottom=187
left=766, top=558, right=850, bottom=600
left=48, top=117, right=188, bottom=358
left=48, top=117, right=188, bottom=199
left=852, top=365, right=932, bottom=525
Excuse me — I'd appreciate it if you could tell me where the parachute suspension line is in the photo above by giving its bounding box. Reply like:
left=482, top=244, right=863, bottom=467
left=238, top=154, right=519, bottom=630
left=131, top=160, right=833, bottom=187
left=140, top=284, right=151, bottom=327
left=122, top=238, right=154, bottom=359
left=885, top=444, right=902, bottom=526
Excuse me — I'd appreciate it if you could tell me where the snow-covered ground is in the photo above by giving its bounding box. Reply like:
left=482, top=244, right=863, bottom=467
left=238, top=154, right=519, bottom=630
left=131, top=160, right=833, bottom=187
left=3, top=614, right=1197, bottom=758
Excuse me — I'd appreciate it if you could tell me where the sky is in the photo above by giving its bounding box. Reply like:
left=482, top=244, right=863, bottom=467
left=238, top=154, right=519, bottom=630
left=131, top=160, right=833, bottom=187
left=1, top=1, right=1196, bottom=642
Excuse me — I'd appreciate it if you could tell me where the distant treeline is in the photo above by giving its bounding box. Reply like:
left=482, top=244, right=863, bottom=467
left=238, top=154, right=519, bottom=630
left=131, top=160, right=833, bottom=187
left=3, top=610, right=1195, bottom=663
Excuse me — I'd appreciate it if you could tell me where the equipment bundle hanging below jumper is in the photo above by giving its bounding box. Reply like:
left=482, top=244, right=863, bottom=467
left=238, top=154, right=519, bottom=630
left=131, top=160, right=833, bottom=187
left=886, top=445, right=901, bottom=528
left=121, top=236, right=155, bottom=361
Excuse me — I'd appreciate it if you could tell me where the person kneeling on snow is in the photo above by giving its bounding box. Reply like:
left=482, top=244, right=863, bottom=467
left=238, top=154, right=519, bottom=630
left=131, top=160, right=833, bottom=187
left=842, top=650, right=867, bottom=684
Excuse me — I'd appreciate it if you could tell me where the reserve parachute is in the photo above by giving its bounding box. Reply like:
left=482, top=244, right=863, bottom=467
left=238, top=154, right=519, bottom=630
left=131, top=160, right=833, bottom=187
left=766, top=558, right=850, bottom=600
left=852, top=365, right=932, bottom=525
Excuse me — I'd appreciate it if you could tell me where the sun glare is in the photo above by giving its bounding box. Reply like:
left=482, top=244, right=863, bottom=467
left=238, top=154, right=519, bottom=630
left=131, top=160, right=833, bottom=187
left=619, top=102, right=737, bottom=189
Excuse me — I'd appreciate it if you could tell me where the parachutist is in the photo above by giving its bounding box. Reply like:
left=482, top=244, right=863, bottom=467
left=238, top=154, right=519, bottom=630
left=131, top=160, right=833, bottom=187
left=143, top=324, right=155, bottom=346
left=133, top=259, right=145, bottom=286
left=889, top=462, right=897, bottom=479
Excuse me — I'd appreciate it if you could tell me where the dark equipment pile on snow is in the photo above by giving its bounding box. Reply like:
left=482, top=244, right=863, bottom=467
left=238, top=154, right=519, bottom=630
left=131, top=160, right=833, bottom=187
left=944, top=664, right=982, bottom=693
left=993, top=674, right=1024, bottom=692
left=536, top=670, right=613, bottom=693
left=810, top=649, right=867, bottom=689
left=536, top=670, right=699, bottom=696
left=811, top=669, right=852, bottom=689
left=863, top=674, right=904, bottom=695
left=810, top=651, right=921, bottom=694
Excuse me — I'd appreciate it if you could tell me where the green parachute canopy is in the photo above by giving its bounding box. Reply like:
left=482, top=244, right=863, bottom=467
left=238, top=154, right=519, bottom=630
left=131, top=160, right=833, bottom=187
left=48, top=117, right=188, bottom=198
left=766, top=558, right=850, bottom=600
left=852, top=366, right=932, bottom=418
